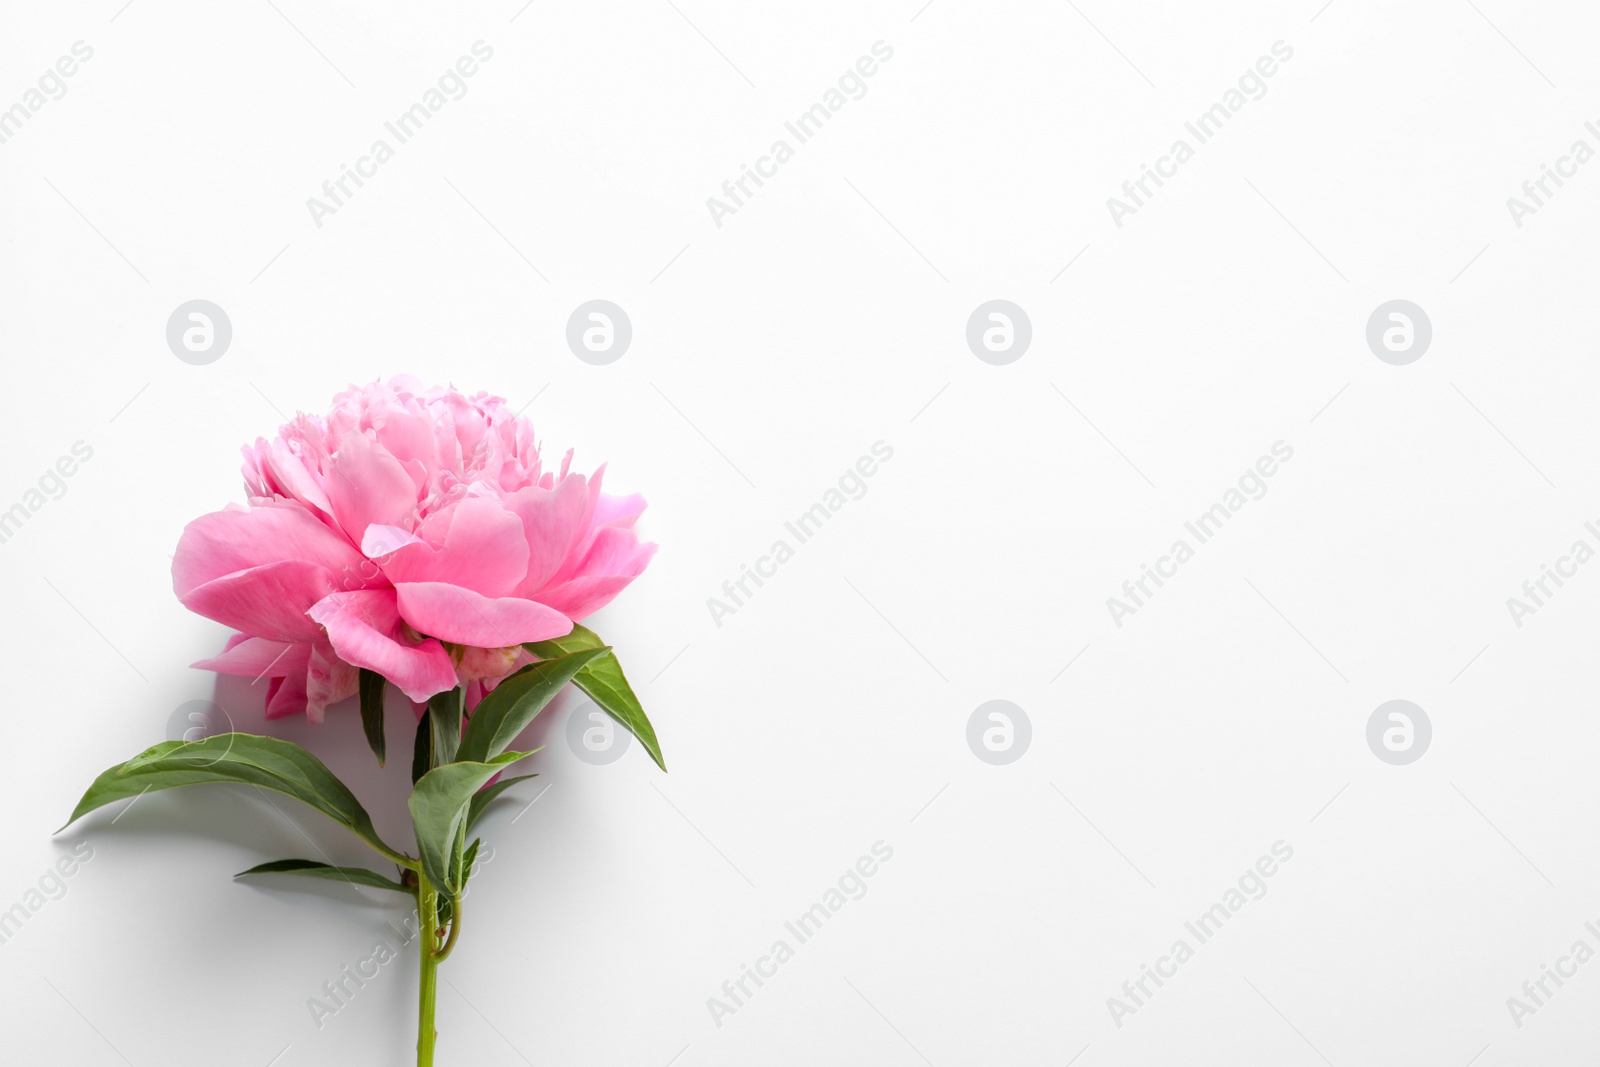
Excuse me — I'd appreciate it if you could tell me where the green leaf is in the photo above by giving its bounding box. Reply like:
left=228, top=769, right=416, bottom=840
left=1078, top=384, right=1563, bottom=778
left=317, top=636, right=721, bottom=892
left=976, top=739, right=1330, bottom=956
left=524, top=624, right=666, bottom=771
left=436, top=884, right=453, bottom=931
left=408, top=752, right=528, bottom=896
left=65, top=734, right=407, bottom=864
left=441, top=837, right=485, bottom=927
left=439, top=831, right=466, bottom=929
left=412, top=708, right=434, bottom=785
left=358, top=669, right=387, bottom=767
left=466, top=774, right=537, bottom=833
left=428, top=686, right=464, bottom=765
left=235, top=858, right=410, bottom=893
left=457, top=648, right=609, bottom=764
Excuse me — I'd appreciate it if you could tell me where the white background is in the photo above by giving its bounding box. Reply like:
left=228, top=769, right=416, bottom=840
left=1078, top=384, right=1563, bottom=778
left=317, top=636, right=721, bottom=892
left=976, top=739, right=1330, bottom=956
left=3, top=1, right=1599, bottom=1064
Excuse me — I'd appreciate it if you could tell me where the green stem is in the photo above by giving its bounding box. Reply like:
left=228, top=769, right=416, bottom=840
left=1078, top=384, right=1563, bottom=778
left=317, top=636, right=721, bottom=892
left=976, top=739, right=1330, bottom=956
left=382, top=846, right=421, bottom=871
left=418, top=875, right=439, bottom=1067
left=434, top=898, right=461, bottom=962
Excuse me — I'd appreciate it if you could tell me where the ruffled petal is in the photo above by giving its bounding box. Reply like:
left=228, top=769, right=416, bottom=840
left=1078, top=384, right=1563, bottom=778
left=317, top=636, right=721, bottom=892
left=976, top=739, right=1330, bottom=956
left=505, top=473, right=590, bottom=595
left=308, top=590, right=457, bottom=702
left=361, top=524, right=421, bottom=558
left=377, top=496, right=529, bottom=598
left=191, top=635, right=301, bottom=677
left=179, top=560, right=342, bottom=643
left=535, top=535, right=657, bottom=620
left=304, top=640, right=359, bottom=724
left=172, top=503, right=366, bottom=597
left=266, top=666, right=311, bottom=720
left=325, top=433, right=419, bottom=543
left=591, top=491, right=646, bottom=531
left=263, top=436, right=335, bottom=516
left=393, top=581, right=573, bottom=646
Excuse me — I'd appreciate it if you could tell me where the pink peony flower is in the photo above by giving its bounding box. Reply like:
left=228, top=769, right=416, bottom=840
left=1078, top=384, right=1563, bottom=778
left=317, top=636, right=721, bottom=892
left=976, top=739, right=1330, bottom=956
left=172, top=376, right=655, bottom=721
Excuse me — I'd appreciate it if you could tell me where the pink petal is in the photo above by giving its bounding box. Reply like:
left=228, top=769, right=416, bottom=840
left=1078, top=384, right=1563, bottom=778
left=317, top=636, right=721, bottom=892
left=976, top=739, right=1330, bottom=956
left=267, top=668, right=310, bottom=719
left=535, top=537, right=657, bottom=620
left=362, top=524, right=421, bottom=558
left=308, top=590, right=457, bottom=702
left=592, top=492, right=646, bottom=531
left=264, top=436, right=334, bottom=516
left=326, top=434, right=419, bottom=543
left=304, top=641, right=359, bottom=724
left=172, top=503, right=366, bottom=597
left=180, top=560, right=344, bottom=643
left=192, top=635, right=301, bottom=677
left=541, top=468, right=615, bottom=589
left=247, top=643, right=315, bottom=719
left=378, top=497, right=529, bottom=598
left=578, top=524, right=654, bottom=574
left=505, top=473, right=590, bottom=595
left=372, top=408, right=438, bottom=476
left=532, top=576, right=631, bottom=620
left=566, top=524, right=656, bottom=591
left=393, top=581, right=573, bottom=646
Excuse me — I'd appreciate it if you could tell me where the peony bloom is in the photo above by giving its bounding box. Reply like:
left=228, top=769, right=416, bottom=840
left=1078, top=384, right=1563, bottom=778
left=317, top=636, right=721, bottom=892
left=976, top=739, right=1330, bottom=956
left=172, top=377, right=655, bottom=721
